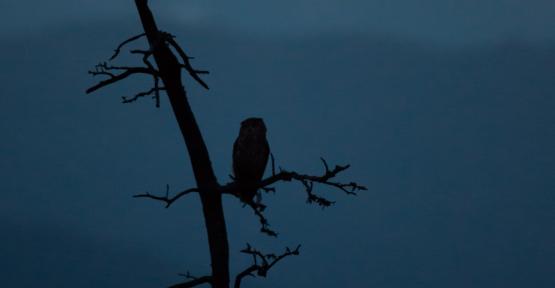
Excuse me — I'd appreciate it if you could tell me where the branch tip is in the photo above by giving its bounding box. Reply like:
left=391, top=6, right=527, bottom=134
left=134, top=186, right=200, bottom=208
left=234, top=244, right=301, bottom=287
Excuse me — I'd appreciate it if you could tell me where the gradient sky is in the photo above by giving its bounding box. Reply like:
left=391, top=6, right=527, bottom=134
left=1, top=1, right=554, bottom=287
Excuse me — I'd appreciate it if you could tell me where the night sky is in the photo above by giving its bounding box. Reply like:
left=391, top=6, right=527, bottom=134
left=1, top=1, right=554, bottom=287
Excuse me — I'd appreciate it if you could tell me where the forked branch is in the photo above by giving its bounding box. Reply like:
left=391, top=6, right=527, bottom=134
left=86, top=62, right=157, bottom=94
left=166, top=36, right=210, bottom=90
left=133, top=184, right=200, bottom=208
left=234, top=244, right=301, bottom=288
left=245, top=200, right=278, bottom=237
left=110, top=32, right=146, bottom=60
left=259, top=158, right=366, bottom=207
left=219, top=158, right=365, bottom=237
left=222, top=158, right=366, bottom=208
left=122, top=85, right=165, bottom=105
left=87, top=30, right=209, bottom=106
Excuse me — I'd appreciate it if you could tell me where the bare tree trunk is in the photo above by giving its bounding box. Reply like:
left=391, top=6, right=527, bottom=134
left=134, top=1, right=229, bottom=287
left=87, top=2, right=364, bottom=287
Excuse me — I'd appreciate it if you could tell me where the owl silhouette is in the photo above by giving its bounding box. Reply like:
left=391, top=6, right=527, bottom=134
left=233, top=117, right=270, bottom=202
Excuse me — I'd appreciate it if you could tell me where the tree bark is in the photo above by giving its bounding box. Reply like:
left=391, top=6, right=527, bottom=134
left=134, top=1, right=229, bottom=287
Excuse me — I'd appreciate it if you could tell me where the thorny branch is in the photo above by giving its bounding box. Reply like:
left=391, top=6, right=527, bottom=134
left=133, top=184, right=200, bottom=208
left=234, top=244, right=301, bottom=288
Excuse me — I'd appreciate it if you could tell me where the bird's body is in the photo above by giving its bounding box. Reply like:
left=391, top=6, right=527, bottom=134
left=233, top=118, right=270, bottom=202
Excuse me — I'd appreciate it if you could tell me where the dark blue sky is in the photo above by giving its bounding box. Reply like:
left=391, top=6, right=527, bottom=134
left=1, top=1, right=554, bottom=287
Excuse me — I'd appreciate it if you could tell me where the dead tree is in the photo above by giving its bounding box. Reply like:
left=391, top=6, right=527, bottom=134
left=86, top=1, right=366, bottom=287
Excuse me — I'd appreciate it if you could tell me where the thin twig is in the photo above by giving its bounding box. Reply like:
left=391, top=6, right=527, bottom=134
left=138, top=49, right=163, bottom=107
left=87, top=65, right=157, bottom=94
left=169, top=275, right=212, bottom=288
left=134, top=185, right=200, bottom=208
left=246, top=201, right=277, bottom=237
left=122, top=86, right=166, bottom=104
left=165, top=36, right=209, bottom=89
left=221, top=158, right=366, bottom=208
left=234, top=244, right=300, bottom=288
left=110, top=33, right=146, bottom=60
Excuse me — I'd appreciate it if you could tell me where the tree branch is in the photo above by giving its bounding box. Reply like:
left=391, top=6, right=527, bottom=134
left=110, top=32, right=146, bottom=60
left=170, top=273, right=212, bottom=288
left=86, top=63, right=157, bottom=94
left=234, top=244, right=300, bottom=288
left=245, top=201, right=277, bottom=237
left=165, top=36, right=210, bottom=90
left=88, top=33, right=164, bottom=107
left=220, top=158, right=364, bottom=237
left=262, top=158, right=366, bottom=207
left=133, top=184, right=200, bottom=208
left=122, top=86, right=165, bottom=104
left=222, top=158, right=366, bottom=208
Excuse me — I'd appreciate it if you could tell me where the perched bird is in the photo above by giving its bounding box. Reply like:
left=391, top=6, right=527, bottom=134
left=232, top=117, right=270, bottom=202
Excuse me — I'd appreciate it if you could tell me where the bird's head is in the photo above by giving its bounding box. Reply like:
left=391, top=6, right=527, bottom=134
left=240, top=117, right=267, bottom=136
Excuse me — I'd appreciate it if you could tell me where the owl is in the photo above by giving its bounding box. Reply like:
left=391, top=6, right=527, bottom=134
left=233, top=117, right=270, bottom=202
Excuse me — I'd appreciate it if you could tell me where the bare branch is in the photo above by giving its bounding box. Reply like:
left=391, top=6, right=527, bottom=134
left=233, top=266, right=257, bottom=288
left=165, top=35, right=210, bottom=90
left=93, top=62, right=152, bottom=72
left=136, top=49, right=163, bottom=107
left=122, top=86, right=165, bottom=104
left=219, top=185, right=277, bottom=236
left=219, top=157, right=364, bottom=238
left=170, top=271, right=212, bottom=288
left=86, top=63, right=157, bottom=94
left=260, top=159, right=365, bottom=207
left=110, top=33, right=146, bottom=60
left=222, top=158, right=365, bottom=208
left=177, top=271, right=203, bottom=279
left=169, top=275, right=212, bottom=288
left=246, top=201, right=278, bottom=237
left=234, top=244, right=301, bottom=288
left=130, top=49, right=151, bottom=55
left=134, top=184, right=200, bottom=208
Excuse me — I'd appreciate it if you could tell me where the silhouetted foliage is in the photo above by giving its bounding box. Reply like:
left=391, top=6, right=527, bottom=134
left=86, top=1, right=365, bottom=287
